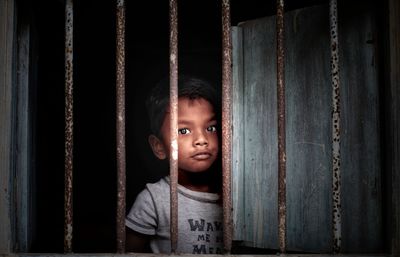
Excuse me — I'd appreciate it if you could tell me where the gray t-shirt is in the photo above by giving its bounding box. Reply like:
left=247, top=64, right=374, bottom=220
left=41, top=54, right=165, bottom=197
left=125, top=177, right=223, bottom=254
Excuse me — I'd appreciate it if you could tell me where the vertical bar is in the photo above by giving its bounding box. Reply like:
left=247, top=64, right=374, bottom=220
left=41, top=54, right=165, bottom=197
left=169, top=0, right=179, bottom=253
left=276, top=0, right=286, bottom=253
left=222, top=0, right=233, bottom=253
left=116, top=0, right=126, bottom=253
left=329, top=0, right=341, bottom=253
left=64, top=0, right=73, bottom=253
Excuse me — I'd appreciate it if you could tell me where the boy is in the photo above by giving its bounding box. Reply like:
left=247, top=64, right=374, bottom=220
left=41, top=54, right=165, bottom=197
left=125, top=76, right=223, bottom=254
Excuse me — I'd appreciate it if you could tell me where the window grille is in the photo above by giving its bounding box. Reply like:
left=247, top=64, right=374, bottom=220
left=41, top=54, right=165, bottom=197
left=61, top=0, right=340, bottom=254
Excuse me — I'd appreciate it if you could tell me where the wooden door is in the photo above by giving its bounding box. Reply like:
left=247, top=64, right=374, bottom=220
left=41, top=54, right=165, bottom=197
left=232, top=3, right=383, bottom=253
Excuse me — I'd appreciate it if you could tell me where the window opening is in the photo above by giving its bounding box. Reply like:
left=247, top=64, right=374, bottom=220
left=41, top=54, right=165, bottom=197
left=61, top=0, right=341, bottom=254
left=8, top=0, right=390, bottom=254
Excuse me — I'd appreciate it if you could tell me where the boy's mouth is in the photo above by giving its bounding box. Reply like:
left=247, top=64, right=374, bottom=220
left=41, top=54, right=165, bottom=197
left=191, top=152, right=212, bottom=160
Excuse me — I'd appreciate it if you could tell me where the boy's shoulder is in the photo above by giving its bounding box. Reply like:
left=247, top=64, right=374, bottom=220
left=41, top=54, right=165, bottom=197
left=144, top=176, right=170, bottom=196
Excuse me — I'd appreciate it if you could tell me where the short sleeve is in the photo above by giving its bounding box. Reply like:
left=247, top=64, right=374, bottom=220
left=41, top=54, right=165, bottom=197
left=125, top=188, right=157, bottom=235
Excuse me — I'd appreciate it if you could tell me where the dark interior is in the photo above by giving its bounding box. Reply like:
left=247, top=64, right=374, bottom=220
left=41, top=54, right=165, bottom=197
left=22, top=0, right=387, bottom=253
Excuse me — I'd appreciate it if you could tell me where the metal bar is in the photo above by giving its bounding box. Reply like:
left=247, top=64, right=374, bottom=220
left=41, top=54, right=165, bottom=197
left=116, top=0, right=126, bottom=253
left=64, top=0, right=73, bottom=253
left=221, top=0, right=233, bottom=253
left=329, top=0, right=341, bottom=253
left=169, top=0, right=179, bottom=253
left=276, top=0, right=286, bottom=253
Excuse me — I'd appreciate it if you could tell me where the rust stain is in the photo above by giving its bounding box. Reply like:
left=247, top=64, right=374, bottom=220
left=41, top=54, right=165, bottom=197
left=330, top=0, right=341, bottom=253
left=116, top=0, right=126, bottom=253
left=64, top=0, right=73, bottom=253
left=169, top=0, right=179, bottom=253
left=222, top=0, right=233, bottom=253
left=276, top=0, right=286, bottom=253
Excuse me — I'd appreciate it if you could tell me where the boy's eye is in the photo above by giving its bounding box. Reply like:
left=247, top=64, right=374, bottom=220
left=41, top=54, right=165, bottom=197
left=207, top=125, right=217, bottom=132
left=178, top=128, right=191, bottom=135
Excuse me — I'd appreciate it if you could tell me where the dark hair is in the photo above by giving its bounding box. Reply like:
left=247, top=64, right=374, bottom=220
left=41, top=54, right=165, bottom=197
left=146, top=75, right=220, bottom=137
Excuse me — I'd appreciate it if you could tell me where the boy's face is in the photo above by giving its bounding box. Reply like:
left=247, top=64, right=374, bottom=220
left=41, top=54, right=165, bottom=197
left=149, top=97, right=219, bottom=173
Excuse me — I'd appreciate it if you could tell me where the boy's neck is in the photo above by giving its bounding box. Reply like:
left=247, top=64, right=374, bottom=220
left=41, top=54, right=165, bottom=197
left=177, top=170, right=216, bottom=193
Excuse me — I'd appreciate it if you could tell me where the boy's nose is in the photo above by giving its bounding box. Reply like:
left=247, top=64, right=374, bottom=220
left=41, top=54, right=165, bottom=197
left=194, top=132, right=208, bottom=146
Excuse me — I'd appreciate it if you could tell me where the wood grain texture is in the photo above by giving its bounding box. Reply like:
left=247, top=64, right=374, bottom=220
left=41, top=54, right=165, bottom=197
left=388, top=0, right=400, bottom=255
left=236, top=14, right=279, bottom=249
left=338, top=3, right=382, bottom=253
left=0, top=0, right=15, bottom=253
left=232, top=3, right=382, bottom=252
left=232, top=26, right=245, bottom=242
left=15, top=14, right=33, bottom=252
left=285, top=7, right=332, bottom=252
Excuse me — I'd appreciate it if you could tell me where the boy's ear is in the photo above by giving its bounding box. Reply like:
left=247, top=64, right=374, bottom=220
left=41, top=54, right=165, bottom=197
left=148, top=135, right=167, bottom=160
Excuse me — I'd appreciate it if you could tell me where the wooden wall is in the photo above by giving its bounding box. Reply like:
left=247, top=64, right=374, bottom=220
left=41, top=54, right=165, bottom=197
left=388, top=0, right=400, bottom=255
left=0, top=0, right=15, bottom=254
left=232, top=3, right=382, bottom=253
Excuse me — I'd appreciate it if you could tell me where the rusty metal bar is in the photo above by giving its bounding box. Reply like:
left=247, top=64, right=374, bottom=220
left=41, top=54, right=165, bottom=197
left=116, top=0, right=126, bottom=253
left=276, top=0, right=286, bottom=253
left=169, top=0, right=179, bottom=253
left=221, top=0, right=233, bottom=254
left=64, top=0, right=73, bottom=253
left=329, top=0, right=341, bottom=253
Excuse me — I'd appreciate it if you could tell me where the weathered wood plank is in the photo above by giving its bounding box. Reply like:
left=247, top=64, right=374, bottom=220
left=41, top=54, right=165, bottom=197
left=284, top=6, right=332, bottom=252
left=0, top=0, right=15, bottom=254
left=388, top=0, right=400, bottom=255
left=339, top=3, right=382, bottom=252
left=231, top=26, right=245, bottom=242
left=15, top=9, right=33, bottom=252
left=241, top=14, right=279, bottom=249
